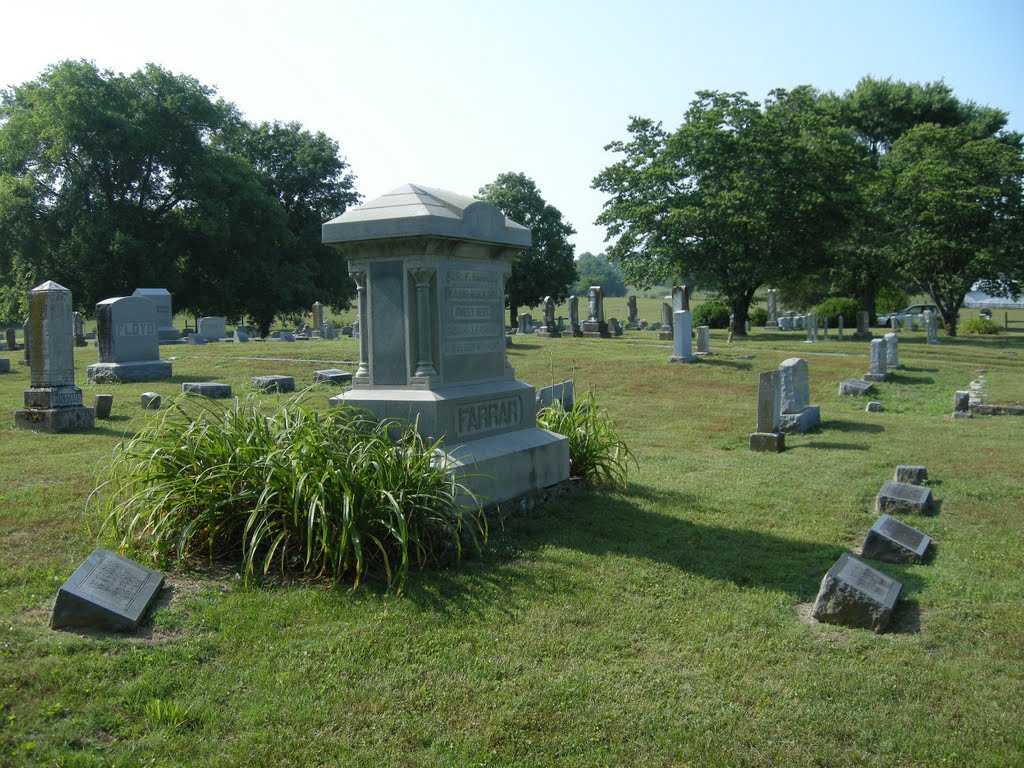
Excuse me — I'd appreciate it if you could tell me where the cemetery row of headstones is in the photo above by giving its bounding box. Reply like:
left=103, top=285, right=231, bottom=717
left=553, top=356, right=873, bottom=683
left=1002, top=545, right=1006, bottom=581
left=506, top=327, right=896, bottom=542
left=811, top=465, right=935, bottom=633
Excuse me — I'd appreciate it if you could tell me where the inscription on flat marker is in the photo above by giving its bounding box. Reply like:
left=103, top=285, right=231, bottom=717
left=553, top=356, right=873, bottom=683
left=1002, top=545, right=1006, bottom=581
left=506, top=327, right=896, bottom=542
left=50, top=548, right=164, bottom=632
left=880, top=517, right=926, bottom=550
left=862, top=514, right=931, bottom=563
left=812, top=553, right=902, bottom=632
left=839, top=557, right=894, bottom=604
left=876, top=479, right=933, bottom=515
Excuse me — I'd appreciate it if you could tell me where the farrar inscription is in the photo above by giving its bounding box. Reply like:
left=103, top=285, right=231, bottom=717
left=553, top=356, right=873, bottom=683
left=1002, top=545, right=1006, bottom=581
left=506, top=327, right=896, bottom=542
left=457, top=397, right=521, bottom=436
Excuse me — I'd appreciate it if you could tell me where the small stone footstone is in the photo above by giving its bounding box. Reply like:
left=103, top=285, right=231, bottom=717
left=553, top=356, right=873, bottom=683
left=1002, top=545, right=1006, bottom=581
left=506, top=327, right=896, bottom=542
left=94, top=394, right=113, bottom=419
left=140, top=392, right=161, bottom=409
left=251, top=375, right=295, bottom=393
left=748, top=432, right=784, bottom=452
left=839, top=379, right=873, bottom=397
left=953, top=391, right=971, bottom=413
left=876, top=479, right=933, bottom=516
left=865, top=401, right=884, bottom=412
left=182, top=382, right=232, bottom=399
left=861, top=514, right=931, bottom=564
left=811, top=553, right=902, bottom=633
left=0, top=358, right=9, bottom=374
left=894, top=465, right=928, bottom=485
left=50, top=547, right=164, bottom=632
left=313, top=368, right=353, bottom=385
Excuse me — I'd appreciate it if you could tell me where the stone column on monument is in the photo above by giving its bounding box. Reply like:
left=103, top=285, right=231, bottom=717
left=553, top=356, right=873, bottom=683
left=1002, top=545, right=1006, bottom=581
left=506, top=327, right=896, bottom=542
left=352, top=271, right=369, bottom=380
left=410, top=268, right=438, bottom=378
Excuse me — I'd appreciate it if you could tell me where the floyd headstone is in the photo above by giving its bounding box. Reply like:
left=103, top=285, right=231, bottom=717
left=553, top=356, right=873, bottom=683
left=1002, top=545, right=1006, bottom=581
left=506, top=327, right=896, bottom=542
left=131, top=289, right=179, bottom=342
left=87, top=296, right=172, bottom=383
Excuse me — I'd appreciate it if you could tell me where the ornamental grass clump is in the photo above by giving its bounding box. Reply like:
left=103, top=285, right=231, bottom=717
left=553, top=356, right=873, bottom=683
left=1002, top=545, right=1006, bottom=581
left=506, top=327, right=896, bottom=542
left=97, top=394, right=484, bottom=592
left=537, top=388, right=636, bottom=490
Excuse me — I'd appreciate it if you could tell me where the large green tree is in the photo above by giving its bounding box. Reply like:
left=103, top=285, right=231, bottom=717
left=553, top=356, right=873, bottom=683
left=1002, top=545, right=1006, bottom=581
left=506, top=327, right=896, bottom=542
left=594, top=87, right=858, bottom=333
left=877, top=122, right=1024, bottom=335
left=0, top=61, right=359, bottom=332
left=477, top=172, right=577, bottom=326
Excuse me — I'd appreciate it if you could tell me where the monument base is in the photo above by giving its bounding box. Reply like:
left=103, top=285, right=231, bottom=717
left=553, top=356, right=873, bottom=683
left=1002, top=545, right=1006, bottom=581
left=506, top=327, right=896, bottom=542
left=444, top=427, right=570, bottom=505
left=87, top=360, right=173, bottom=383
left=569, top=324, right=583, bottom=337
left=534, top=327, right=562, bottom=338
left=668, top=354, right=697, bottom=363
left=659, top=330, right=673, bottom=340
left=580, top=320, right=610, bottom=338
left=779, top=405, right=821, bottom=434
left=863, top=372, right=892, bottom=382
left=749, top=432, right=785, bottom=452
left=15, top=405, right=95, bottom=433
left=764, top=322, right=780, bottom=331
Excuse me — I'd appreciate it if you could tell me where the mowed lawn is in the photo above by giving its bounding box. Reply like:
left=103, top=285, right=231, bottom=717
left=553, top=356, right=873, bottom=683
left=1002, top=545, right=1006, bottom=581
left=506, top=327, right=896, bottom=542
left=1, top=319, right=1022, bottom=767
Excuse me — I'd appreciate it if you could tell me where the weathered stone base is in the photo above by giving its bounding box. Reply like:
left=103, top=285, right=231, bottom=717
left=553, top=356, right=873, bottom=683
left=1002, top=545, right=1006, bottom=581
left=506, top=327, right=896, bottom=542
left=15, top=405, right=95, bottom=433
left=812, top=554, right=901, bottom=633
left=749, top=431, right=784, bottom=452
left=876, top=480, right=933, bottom=515
left=444, top=427, right=570, bottom=506
left=863, top=372, right=892, bottom=382
left=580, top=320, right=610, bottom=338
left=764, top=322, right=779, bottom=331
left=779, top=405, right=820, bottom=434
left=971, top=403, right=1024, bottom=416
left=668, top=354, right=697, bottom=363
left=24, top=385, right=83, bottom=409
left=659, top=330, right=674, bottom=341
left=895, top=465, right=928, bottom=484
left=313, top=368, right=353, bottom=385
left=839, top=379, right=874, bottom=396
left=951, top=411, right=973, bottom=419
left=569, top=325, right=583, bottom=337
left=87, top=360, right=172, bottom=384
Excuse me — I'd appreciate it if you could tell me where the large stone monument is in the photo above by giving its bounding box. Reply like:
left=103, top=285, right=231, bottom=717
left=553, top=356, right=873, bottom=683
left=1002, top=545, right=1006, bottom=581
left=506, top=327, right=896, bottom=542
left=864, top=338, right=891, bottom=382
left=87, top=296, right=172, bottom=383
left=626, top=295, right=639, bottom=330
left=312, top=301, right=325, bottom=336
left=14, top=281, right=95, bottom=433
left=672, top=285, right=690, bottom=313
left=884, top=332, right=902, bottom=369
left=581, top=286, right=610, bottom=338
left=132, top=288, right=179, bottom=342
left=321, top=184, right=570, bottom=504
left=777, top=357, right=820, bottom=433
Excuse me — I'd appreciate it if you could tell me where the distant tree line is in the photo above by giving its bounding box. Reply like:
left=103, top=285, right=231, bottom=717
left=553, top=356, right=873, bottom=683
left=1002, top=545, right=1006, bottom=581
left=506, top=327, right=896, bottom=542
left=0, top=60, right=361, bottom=336
left=593, top=77, right=1024, bottom=336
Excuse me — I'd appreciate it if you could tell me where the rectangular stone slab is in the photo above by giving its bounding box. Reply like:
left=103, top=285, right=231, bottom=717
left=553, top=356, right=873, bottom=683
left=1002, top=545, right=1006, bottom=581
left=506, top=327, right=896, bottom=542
left=182, top=382, right=232, bottom=399
left=862, top=514, right=931, bottom=563
left=314, top=368, right=353, bottom=385
left=894, top=465, right=928, bottom=484
left=876, top=479, right=933, bottom=515
left=839, top=379, right=874, bottom=396
left=251, top=375, right=295, bottom=393
left=812, top=553, right=901, bottom=632
left=50, top=548, right=164, bottom=632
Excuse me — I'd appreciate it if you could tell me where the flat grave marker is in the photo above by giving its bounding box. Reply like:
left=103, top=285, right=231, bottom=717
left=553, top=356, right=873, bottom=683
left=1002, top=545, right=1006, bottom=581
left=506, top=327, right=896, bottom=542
left=876, top=479, right=933, bottom=515
left=812, top=552, right=902, bottom=633
left=862, top=514, right=931, bottom=564
left=251, top=375, right=295, bottom=393
left=50, top=547, right=164, bottom=632
left=313, top=368, right=353, bottom=385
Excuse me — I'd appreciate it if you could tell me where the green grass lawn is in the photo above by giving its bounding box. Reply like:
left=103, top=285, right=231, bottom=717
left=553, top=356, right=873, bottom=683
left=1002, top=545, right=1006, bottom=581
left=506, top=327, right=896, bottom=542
left=1, top=325, right=1022, bottom=766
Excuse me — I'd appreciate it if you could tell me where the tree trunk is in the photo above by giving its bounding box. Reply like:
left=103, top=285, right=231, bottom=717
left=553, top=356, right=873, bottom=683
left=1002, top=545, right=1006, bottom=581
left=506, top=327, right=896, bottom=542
left=730, top=288, right=756, bottom=337
left=509, top=304, right=519, bottom=329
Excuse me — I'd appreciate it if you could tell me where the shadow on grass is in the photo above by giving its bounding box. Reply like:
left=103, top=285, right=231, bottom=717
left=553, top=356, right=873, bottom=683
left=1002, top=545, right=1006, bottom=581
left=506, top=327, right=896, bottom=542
left=792, top=441, right=870, bottom=451
left=889, top=372, right=935, bottom=385
left=404, top=483, right=936, bottom=617
left=822, top=419, right=884, bottom=434
left=698, top=358, right=753, bottom=371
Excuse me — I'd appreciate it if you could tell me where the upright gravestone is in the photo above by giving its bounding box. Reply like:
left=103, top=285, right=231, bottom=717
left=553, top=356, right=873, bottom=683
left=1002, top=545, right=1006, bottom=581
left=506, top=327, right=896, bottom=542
left=672, top=285, right=690, bottom=313
left=695, top=326, right=711, bottom=355
left=581, top=286, right=610, bottom=338
left=568, top=295, right=583, bottom=337
left=233, top=327, right=249, bottom=343
left=659, top=303, right=674, bottom=340
left=924, top=310, right=939, bottom=344
left=777, top=357, right=820, bottom=433
left=132, top=289, right=179, bottom=342
left=5, top=328, right=17, bottom=350
left=608, top=317, right=623, bottom=336
left=626, top=295, right=639, bottom=330
left=864, top=338, right=891, bottom=382
left=312, top=301, right=325, bottom=336
left=838, top=315, right=845, bottom=340
left=884, top=332, right=901, bottom=369
left=749, top=369, right=784, bottom=452
left=876, top=480, right=932, bottom=515
left=535, top=296, right=561, bottom=338
left=765, top=289, right=779, bottom=331
left=805, top=311, right=818, bottom=343
left=14, top=281, right=95, bottom=433
left=812, top=553, right=902, bottom=633
left=72, top=312, right=87, bottom=347
left=669, top=310, right=696, bottom=363
left=197, top=316, right=227, bottom=342
left=20, top=317, right=31, bottom=366
left=87, top=296, right=172, bottom=383
left=779, top=312, right=793, bottom=332
left=854, top=310, right=872, bottom=339
left=321, top=184, right=569, bottom=504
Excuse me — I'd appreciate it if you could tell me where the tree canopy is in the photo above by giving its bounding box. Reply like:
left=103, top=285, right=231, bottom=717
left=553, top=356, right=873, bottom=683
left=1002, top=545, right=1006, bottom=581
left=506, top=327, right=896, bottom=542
left=573, top=252, right=627, bottom=297
left=0, top=60, right=359, bottom=332
left=594, top=87, right=859, bottom=333
left=477, top=172, right=577, bottom=326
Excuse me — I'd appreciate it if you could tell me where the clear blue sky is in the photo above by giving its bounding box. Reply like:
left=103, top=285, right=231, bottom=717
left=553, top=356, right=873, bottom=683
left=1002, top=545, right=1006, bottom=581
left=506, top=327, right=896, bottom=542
left=3, top=0, right=1022, bottom=255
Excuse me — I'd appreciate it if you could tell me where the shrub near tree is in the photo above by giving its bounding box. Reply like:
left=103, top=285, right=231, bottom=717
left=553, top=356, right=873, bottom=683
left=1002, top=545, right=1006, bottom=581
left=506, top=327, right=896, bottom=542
left=692, top=300, right=731, bottom=329
left=814, top=297, right=859, bottom=327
